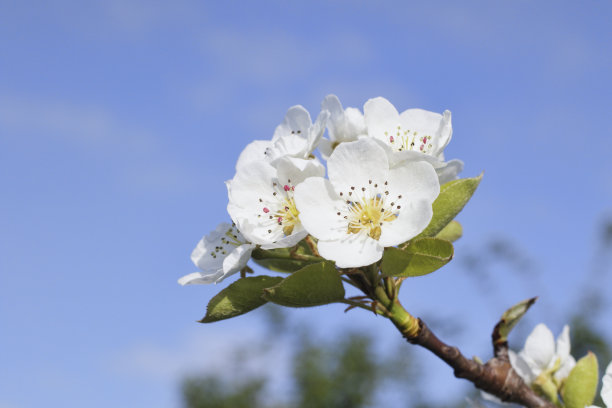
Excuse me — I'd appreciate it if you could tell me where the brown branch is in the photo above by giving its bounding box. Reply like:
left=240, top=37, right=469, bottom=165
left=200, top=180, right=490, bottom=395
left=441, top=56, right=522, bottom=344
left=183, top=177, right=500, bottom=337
left=404, top=319, right=555, bottom=408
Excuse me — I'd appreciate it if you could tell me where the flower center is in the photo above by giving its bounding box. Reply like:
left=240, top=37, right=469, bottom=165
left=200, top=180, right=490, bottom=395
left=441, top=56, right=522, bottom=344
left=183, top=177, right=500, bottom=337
left=210, top=226, right=244, bottom=259
left=384, top=126, right=434, bottom=154
left=258, top=182, right=302, bottom=237
left=275, top=196, right=300, bottom=236
left=347, top=196, right=397, bottom=240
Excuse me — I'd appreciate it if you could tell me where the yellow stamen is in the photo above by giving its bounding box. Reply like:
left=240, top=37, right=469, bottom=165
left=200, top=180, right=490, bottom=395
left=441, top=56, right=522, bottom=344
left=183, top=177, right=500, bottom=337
left=347, top=196, right=396, bottom=240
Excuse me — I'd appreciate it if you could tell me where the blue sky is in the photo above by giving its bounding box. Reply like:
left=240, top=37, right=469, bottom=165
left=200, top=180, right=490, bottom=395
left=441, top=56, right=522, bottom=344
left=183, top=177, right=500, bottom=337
left=1, top=1, right=612, bottom=407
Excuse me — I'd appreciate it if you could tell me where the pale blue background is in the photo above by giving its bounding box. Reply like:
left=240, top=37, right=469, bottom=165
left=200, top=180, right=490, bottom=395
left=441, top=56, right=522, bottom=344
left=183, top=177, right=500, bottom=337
left=1, top=1, right=611, bottom=407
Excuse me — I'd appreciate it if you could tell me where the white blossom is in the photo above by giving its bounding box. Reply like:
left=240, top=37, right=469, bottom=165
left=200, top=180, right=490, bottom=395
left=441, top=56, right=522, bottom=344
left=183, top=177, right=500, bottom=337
left=227, top=156, right=325, bottom=249
left=178, top=222, right=255, bottom=285
left=318, top=94, right=366, bottom=159
left=588, top=361, right=612, bottom=408
left=509, top=324, right=576, bottom=385
left=294, top=138, right=439, bottom=268
left=236, top=105, right=329, bottom=170
left=363, top=96, right=463, bottom=184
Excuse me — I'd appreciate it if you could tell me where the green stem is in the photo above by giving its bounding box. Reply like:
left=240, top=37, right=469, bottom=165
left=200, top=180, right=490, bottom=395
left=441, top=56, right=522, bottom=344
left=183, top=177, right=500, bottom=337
left=374, top=287, right=420, bottom=339
left=340, top=299, right=384, bottom=315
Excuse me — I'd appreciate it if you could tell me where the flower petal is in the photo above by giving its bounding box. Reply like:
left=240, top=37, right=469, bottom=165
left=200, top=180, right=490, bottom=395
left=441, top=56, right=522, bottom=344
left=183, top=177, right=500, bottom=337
left=221, top=243, right=256, bottom=280
left=554, top=354, right=575, bottom=382
left=322, top=94, right=344, bottom=120
left=307, top=109, right=329, bottom=154
left=523, top=323, right=556, bottom=371
left=436, top=159, right=464, bottom=184
left=318, top=138, right=334, bottom=159
left=274, top=156, right=325, bottom=185
left=399, top=108, right=452, bottom=158
left=378, top=199, right=434, bottom=247
left=190, top=223, right=232, bottom=271
left=228, top=161, right=277, bottom=207
left=327, top=138, right=389, bottom=197
left=236, top=140, right=272, bottom=170
left=364, top=96, right=400, bottom=145
left=509, top=349, right=536, bottom=383
left=555, top=325, right=572, bottom=361
left=602, top=361, right=612, bottom=408
left=343, top=107, right=366, bottom=140
left=272, top=105, right=312, bottom=142
left=268, top=133, right=309, bottom=160
left=260, top=230, right=308, bottom=249
left=294, top=177, right=347, bottom=241
left=318, top=234, right=382, bottom=268
left=322, top=95, right=365, bottom=144
left=387, top=160, right=440, bottom=204
left=178, top=271, right=224, bottom=285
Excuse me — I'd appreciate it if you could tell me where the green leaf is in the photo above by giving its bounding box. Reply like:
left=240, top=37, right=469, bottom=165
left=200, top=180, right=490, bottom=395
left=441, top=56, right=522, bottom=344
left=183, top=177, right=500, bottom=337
left=200, top=275, right=283, bottom=323
left=417, top=174, right=482, bottom=238
left=562, top=352, right=599, bottom=408
left=381, top=238, right=454, bottom=277
left=435, top=220, right=463, bottom=242
left=263, top=262, right=345, bottom=307
left=492, top=297, right=537, bottom=350
left=251, top=246, right=321, bottom=273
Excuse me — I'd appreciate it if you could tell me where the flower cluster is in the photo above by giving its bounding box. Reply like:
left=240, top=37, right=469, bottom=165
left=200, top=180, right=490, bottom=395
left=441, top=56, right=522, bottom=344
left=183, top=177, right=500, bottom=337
left=179, top=95, right=462, bottom=284
left=482, top=322, right=612, bottom=408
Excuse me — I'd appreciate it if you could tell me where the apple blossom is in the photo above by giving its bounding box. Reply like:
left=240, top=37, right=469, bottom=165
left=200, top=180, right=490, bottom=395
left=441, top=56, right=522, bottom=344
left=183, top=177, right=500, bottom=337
left=509, top=324, right=576, bottom=385
left=294, top=138, right=439, bottom=268
left=236, top=105, right=329, bottom=170
left=363, top=96, right=463, bottom=184
left=587, top=361, right=612, bottom=408
left=318, top=94, right=366, bottom=159
left=227, top=156, right=325, bottom=249
left=178, top=222, right=255, bottom=285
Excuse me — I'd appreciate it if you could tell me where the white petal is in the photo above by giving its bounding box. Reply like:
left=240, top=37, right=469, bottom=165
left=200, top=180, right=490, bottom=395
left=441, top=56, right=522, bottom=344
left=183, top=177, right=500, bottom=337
left=479, top=392, right=502, bottom=404
left=268, top=133, right=309, bottom=159
left=436, top=159, right=464, bottom=184
left=327, top=138, right=389, bottom=197
left=387, top=160, right=440, bottom=203
left=364, top=96, right=400, bottom=145
left=272, top=105, right=312, bottom=142
left=318, top=234, right=383, bottom=268
left=523, top=323, right=556, bottom=371
left=274, top=156, right=325, bottom=185
left=322, top=95, right=365, bottom=144
left=227, top=161, right=290, bottom=245
left=602, top=361, right=612, bottom=408
left=260, top=229, right=308, bottom=249
left=321, top=94, right=344, bottom=120
left=509, top=349, right=536, bottom=383
left=343, top=107, right=366, bottom=141
left=554, top=354, right=575, bottom=382
left=236, top=140, right=272, bottom=170
left=307, top=109, right=329, bottom=154
left=379, top=199, right=434, bottom=247
left=399, top=108, right=452, bottom=158
left=318, top=138, right=334, bottom=159
left=378, top=161, right=438, bottom=246
left=386, top=149, right=438, bottom=167
left=220, top=244, right=256, bottom=281
left=190, top=223, right=232, bottom=271
left=228, top=161, right=278, bottom=207
left=294, top=177, right=347, bottom=241
left=178, top=271, right=223, bottom=285
left=555, top=325, right=572, bottom=362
